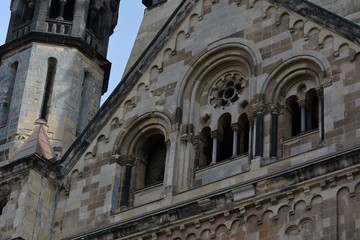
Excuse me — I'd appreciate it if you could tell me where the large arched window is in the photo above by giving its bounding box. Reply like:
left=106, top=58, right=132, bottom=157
left=285, top=88, right=319, bottom=138
left=286, top=95, right=301, bottom=137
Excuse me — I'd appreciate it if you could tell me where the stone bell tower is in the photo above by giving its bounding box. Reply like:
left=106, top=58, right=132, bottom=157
left=0, top=0, right=120, bottom=161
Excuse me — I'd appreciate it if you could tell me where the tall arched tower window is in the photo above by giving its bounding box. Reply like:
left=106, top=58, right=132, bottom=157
left=86, top=4, right=106, bottom=39
left=40, top=58, right=57, bottom=120
left=14, top=0, right=35, bottom=26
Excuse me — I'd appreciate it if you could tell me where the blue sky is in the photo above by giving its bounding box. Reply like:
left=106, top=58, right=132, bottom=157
left=0, top=0, right=145, bottom=104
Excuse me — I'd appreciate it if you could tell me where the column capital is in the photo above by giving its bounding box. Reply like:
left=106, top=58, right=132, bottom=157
left=297, top=98, right=306, bottom=108
left=115, top=154, right=137, bottom=166
left=315, top=87, right=324, bottom=97
left=210, top=130, right=220, bottom=139
left=180, top=134, right=200, bottom=146
left=319, top=77, right=332, bottom=89
left=251, top=101, right=266, bottom=114
left=269, top=102, right=283, bottom=114
left=231, top=123, right=240, bottom=131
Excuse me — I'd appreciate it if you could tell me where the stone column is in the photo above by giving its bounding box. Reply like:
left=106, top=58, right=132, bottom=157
left=270, top=103, right=281, bottom=158
left=117, top=154, right=137, bottom=208
left=317, top=87, right=325, bottom=141
left=231, top=123, right=240, bottom=157
left=210, top=130, right=219, bottom=164
left=57, top=0, right=67, bottom=20
left=298, top=99, right=307, bottom=133
left=254, top=102, right=266, bottom=157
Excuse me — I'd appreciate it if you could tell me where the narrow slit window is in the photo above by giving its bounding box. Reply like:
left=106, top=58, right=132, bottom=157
left=40, top=58, right=57, bottom=120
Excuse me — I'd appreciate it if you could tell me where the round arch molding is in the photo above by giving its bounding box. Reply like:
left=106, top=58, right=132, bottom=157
left=176, top=39, right=260, bottom=126
left=261, top=53, right=332, bottom=103
left=112, top=111, right=171, bottom=156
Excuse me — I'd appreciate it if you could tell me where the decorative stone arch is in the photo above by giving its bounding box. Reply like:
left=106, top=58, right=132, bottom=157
left=113, top=111, right=171, bottom=207
left=262, top=54, right=331, bottom=158
left=284, top=217, right=314, bottom=240
left=176, top=39, right=258, bottom=169
left=114, top=112, right=171, bottom=156
left=261, top=54, right=330, bottom=102
left=176, top=38, right=261, bottom=122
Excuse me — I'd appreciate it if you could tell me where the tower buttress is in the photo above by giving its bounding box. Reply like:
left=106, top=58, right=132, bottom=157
left=0, top=0, right=120, bottom=161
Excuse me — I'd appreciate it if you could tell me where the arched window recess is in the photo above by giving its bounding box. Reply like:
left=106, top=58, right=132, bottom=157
left=197, top=112, right=250, bottom=168
left=86, top=1, right=107, bottom=38
left=115, top=131, right=167, bottom=208
left=14, top=0, right=35, bottom=26
left=114, top=114, right=170, bottom=208
left=285, top=87, right=320, bottom=138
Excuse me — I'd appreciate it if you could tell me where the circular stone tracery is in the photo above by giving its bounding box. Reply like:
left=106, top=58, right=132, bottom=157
left=209, top=72, right=246, bottom=108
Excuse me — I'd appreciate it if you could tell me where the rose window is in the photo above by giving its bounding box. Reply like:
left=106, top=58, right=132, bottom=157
left=209, top=73, right=246, bottom=108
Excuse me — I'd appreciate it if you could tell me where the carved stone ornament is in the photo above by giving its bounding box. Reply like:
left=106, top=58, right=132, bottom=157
left=209, top=72, right=246, bottom=109
left=115, top=154, right=137, bottom=166
left=270, top=102, right=283, bottom=114
left=251, top=101, right=266, bottom=114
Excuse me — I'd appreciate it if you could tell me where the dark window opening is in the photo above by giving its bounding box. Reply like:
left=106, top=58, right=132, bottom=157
left=63, top=0, right=75, bottom=21
left=218, top=113, right=233, bottom=161
left=238, top=114, right=249, bottom=155
left=140, top=134, right=166, bottom=188
left=0, top=199, right=7, bottom=215
left=199, top=127, right=213, bottom=168
left=40, top=58, right=57, bottom=120
left=49, top=0, right=60, bottom=19
left=49, top=0, right=75, bottom=21
left=286, top=95, right=301, bottom=137
left=15, top=0, right=34, bottom=26
left=306, top=89, right=319, bottom=131
left=86, top=2, right=106, bottom=39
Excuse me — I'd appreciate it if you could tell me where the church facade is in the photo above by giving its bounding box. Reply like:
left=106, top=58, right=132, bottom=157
left=1, top=0, right=360, bottom=239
